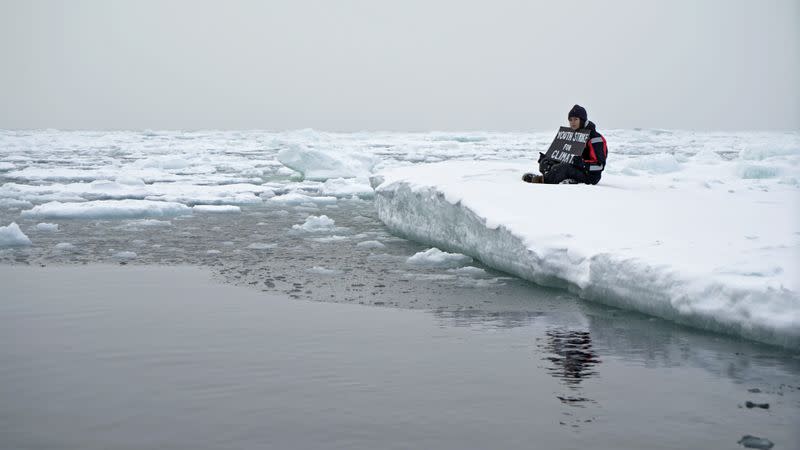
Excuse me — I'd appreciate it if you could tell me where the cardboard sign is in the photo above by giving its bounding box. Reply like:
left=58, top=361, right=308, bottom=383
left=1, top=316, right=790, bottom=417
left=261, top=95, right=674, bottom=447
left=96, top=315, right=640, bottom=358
left=543, top=127, right=590, bottom=164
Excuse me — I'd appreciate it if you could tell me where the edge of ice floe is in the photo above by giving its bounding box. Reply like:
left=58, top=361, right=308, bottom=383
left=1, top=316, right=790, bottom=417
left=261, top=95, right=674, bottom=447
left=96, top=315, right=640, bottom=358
left=370, top=174, right=800, bottom=350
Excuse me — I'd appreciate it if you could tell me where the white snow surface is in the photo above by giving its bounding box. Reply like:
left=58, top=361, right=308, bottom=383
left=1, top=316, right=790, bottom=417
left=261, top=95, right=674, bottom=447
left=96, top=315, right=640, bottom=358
left=20, top=200, right=192, bottom=219
left=0, top=222, right=32, bottom=247
left=373, top=159, right=800, bottom=348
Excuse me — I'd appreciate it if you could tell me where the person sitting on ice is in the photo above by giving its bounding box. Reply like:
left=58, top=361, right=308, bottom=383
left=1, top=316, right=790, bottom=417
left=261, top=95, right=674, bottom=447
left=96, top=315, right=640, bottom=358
left=523, top=104, right=608, bottom=184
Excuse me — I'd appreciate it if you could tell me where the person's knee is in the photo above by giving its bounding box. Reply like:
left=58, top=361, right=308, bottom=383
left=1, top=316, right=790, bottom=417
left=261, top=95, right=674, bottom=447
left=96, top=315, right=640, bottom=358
left=543, top=164, right=568, bottom=184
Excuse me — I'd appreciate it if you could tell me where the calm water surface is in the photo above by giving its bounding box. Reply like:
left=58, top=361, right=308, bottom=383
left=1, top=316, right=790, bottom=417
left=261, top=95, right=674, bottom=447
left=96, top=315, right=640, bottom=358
left=1, top=265, right=798, bottom=450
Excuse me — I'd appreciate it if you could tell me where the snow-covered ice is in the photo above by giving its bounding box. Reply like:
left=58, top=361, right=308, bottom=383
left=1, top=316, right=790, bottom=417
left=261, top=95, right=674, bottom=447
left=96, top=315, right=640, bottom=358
left=0, top=222, right=32, bottom=247
left=277, top=144, right=377, bottom=180
left=267, top=192, right=337, bottom=206
left=0, top=198, right=32, bottom=209
left=20, top=200, right=192, bottom=220
left=373, top=159, right=800, bottom=348
left=193, top=205, right=242, bottom=213
left=292, top=215, right=336, bottom=232
left=1, top=128, right=798, bottom=348
left=321, top=177, right=374, bottom=198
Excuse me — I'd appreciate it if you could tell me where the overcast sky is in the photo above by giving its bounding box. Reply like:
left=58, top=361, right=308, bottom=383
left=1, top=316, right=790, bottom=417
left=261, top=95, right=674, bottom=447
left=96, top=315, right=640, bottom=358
left=0, top=0, right=797, bottom=131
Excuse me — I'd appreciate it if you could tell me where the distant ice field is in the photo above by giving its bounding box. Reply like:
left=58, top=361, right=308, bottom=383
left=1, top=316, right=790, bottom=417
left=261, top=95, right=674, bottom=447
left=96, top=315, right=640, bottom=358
left=1, top=128, right=798, bottom=347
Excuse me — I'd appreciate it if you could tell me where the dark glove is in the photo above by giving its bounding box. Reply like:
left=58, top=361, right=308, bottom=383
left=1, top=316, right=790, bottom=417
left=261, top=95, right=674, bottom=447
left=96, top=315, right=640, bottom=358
left=570, top=156, right=587, bottom=171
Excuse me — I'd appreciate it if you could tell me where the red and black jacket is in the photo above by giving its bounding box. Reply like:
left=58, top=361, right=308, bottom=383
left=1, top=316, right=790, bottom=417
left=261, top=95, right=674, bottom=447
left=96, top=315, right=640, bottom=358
left=581, top=121, right=607, bottom=173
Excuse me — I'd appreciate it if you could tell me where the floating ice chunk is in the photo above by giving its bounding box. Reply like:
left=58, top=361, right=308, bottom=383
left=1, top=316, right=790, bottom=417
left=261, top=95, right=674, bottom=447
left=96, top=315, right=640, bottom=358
left=206, top=249, right=221, bottom=255
left=268, top=192, right=337, bottom=206
left=321, top=177, right=374, bottom=198
left=0, top=222, right=32, bottom=247
left=193, top=205, right=242, bottom=213
left=54, top=242, right=76, bottom=251
left=277, top=144, right=377, bottom=181
left=292, top=215, right=336, bottom=232
left=112, top=251, right=137, bottom=259
left=0, top=162, right=15, bottom=171
left=246, top=243, right=276, bottom=250
left=147, top=188, right=264, bottom=206
left=305, top=266, right=344, bottom=275
left=20, top=200, right=191, bottom=220
left=406, top=248, right=473, bottom=268
left=259, top=189, right=276, bottom=200
left=35, top=223, right=59, bottom=232
left=356, top=240, right=386, bottom=249
left=0, top=198, right=33, bottom=209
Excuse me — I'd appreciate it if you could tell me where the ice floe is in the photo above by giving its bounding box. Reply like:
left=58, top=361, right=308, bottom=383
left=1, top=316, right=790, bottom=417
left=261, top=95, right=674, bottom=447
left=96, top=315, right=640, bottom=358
left=193, top=205, right=242, bottom=213
left=292, top=215, right=336, bottom=232
left=267, top=192, right=337, bottom=206
left=373, top=160, right=800, bottom=348
left=0, top=222, right=32, bottom=247
left=406, top=247, right=473, bottom=268
left=277, top=144, right=377, bottom=180
left=20, top=200, right=192, bottom=220
left=35, top=222, right=59, bottom=232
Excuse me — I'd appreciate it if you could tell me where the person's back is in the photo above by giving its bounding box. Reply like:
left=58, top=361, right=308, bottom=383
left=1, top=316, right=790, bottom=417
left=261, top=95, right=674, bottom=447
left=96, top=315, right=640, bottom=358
left=580, top=116, right=608, bottom=185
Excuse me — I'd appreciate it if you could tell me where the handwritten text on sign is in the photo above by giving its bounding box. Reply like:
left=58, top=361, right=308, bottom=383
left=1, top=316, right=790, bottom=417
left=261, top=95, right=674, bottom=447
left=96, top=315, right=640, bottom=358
left=544, top=127, right=589, bottom=164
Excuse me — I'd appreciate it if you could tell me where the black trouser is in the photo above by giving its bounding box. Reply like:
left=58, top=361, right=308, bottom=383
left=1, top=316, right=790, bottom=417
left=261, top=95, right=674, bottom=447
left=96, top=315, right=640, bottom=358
left=542, top=163, right=601, bottom=185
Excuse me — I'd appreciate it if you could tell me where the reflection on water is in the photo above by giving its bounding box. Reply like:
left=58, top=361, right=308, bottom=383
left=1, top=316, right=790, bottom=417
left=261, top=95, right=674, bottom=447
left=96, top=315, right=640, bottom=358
left=543, top=329, right=601, bottom=387
left=540, top=328, right=601, bottom=408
